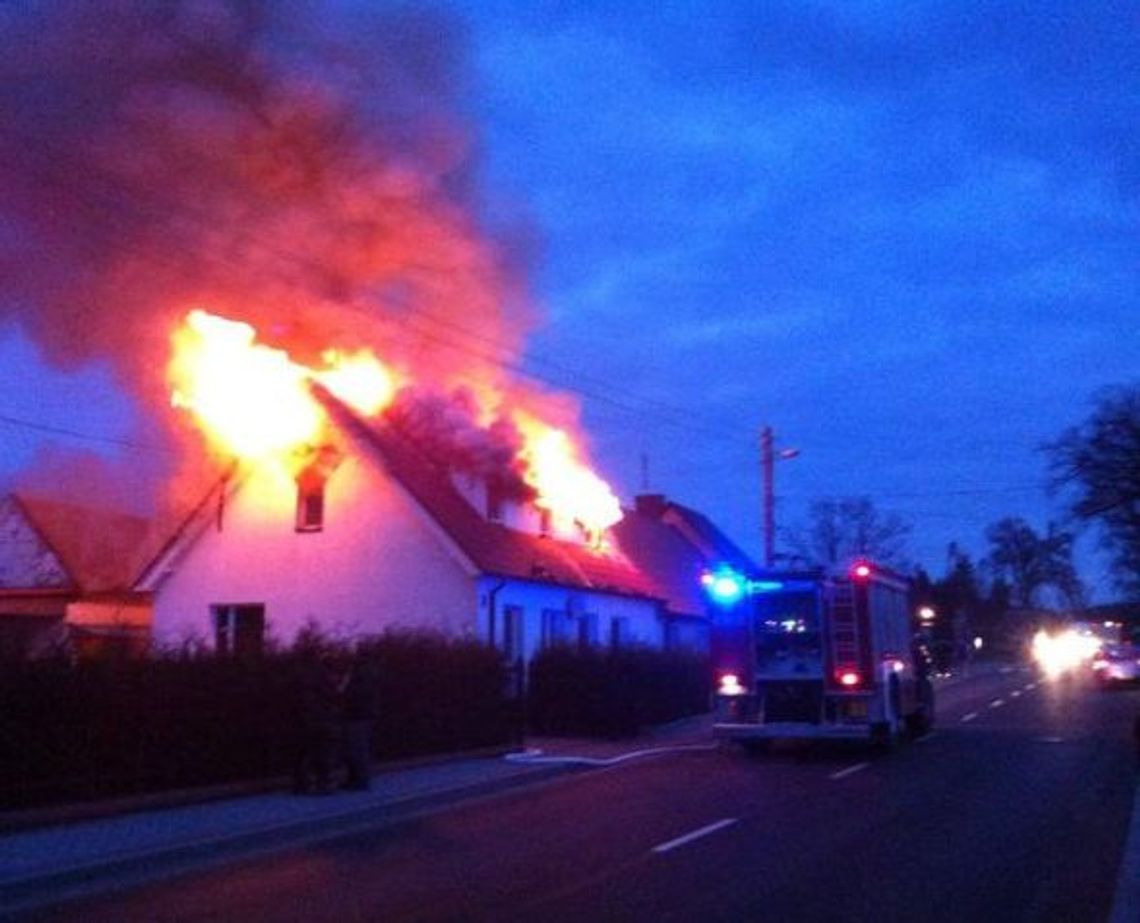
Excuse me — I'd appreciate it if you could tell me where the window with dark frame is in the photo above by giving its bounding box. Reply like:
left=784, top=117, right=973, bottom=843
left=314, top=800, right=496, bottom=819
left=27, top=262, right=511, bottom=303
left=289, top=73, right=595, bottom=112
left=541, top=609, right=569, bottom=648
left=212, top=604, right=266, bottom=657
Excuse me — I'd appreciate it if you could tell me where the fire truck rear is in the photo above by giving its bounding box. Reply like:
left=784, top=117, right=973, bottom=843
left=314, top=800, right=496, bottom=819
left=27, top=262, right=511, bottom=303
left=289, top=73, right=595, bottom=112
left=709, top=561, right=934, bottom=749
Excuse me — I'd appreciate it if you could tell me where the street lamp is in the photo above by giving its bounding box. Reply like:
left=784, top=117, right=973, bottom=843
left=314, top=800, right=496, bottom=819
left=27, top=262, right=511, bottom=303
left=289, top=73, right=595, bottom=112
left=918, top=606, right=936, bottom=624
left=761, top=426, right=799, bottom=568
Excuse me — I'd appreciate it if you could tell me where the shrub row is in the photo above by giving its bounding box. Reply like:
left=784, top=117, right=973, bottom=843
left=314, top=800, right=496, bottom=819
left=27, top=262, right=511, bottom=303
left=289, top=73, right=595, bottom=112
left=0, top=638, right=710, bottom=809
left=0, top=631, right=514, bottom=810
left=527, top=645, right=711, bottom=739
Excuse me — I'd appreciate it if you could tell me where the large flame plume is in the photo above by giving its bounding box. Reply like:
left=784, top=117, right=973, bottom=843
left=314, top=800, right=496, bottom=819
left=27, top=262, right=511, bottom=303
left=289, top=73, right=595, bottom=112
left=1, top=1, right=622, bottom=539
left=0, top=1, right=533, bottom=511
left=170, top=309, right=396, bottom=462
left=171, top=309, right=623, bottom=538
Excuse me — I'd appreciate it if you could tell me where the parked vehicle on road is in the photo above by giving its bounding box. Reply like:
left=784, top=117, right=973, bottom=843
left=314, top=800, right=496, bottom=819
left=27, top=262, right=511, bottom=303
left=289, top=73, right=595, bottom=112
left=1091, top=643, right=1140, bottom=687
left=709, top=561, right=935, bottom=751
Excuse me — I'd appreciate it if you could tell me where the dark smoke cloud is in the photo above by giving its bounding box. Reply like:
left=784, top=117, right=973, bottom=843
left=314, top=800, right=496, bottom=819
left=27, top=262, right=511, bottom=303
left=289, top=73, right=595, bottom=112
left=0, top=0, right=532, bottom=410
left=385, top=385, right=535, bottom=502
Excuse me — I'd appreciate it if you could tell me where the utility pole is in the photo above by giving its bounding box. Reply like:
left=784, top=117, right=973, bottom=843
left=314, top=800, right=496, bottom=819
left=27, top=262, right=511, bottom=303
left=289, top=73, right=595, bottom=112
left=761, top=426, right=799, bottom=569
left=761, top=427, right=775, bottom=568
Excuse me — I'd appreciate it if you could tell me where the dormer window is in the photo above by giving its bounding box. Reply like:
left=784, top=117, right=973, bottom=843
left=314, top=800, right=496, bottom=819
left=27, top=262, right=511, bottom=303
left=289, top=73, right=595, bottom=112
left=293, top=444, right=342, bottom=534
left=295, top=470, right=326, bottom=533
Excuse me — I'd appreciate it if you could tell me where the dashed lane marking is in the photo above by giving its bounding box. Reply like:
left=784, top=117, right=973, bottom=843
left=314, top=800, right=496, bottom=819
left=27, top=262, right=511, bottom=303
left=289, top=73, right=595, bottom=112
left=652, top=818, right=737, bottom=854
left=961, top=712, right=978, bottom=723
left=1011, top=690, right=1022, bottom=698
left=829, top=762, right=871, bottom=781
left=990, top=699, right=1005, bottom=709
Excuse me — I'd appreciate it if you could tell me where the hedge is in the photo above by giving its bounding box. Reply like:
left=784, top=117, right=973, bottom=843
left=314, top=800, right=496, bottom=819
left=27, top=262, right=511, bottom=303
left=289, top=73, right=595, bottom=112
left=527, top=645, right=711, bottom=739
left=0, top=630, right=514, bottom=810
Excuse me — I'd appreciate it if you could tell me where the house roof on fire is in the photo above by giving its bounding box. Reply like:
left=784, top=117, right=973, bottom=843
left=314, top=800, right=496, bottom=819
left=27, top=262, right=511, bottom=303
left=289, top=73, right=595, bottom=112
left=138, top=397, right=668, bottom=603
left=133, top=395, right=752, bottom=612
left=324, top=398, right=667, bottom=603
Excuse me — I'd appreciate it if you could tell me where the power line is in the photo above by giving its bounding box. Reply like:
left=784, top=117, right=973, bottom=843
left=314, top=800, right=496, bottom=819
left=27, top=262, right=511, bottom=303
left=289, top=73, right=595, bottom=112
left=0, top=411, right=173, bottom=456
left=1, top=136, right=750, bottom=446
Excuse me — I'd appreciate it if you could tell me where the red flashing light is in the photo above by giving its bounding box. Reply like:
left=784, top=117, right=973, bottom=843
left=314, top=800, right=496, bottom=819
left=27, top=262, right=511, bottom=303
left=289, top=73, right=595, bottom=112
left=718, top=673, right=745, bottom=696
left=851, top=562, right=872, bottom=580
left=836, top=669, right=862, bottom=688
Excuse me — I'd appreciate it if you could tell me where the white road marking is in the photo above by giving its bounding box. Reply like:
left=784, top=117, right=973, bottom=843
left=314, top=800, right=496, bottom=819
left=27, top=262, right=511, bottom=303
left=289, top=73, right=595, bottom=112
left=829, top=762, right=871, bottom=781
left=652, top=818, right=737, bottom=854
left=1025, top=683, right=1037, bottom=691
left=916, top=732, right=938, bottom=744
left=961, top=712, right=978, bottom=723
left=1038, top=736, right=1065, bottom=744
left=1011, top=690, right=1022, bottom=698
left=1000, top=666, right=1014, bottom=674
left=990, top=699, right=1005, bottom=708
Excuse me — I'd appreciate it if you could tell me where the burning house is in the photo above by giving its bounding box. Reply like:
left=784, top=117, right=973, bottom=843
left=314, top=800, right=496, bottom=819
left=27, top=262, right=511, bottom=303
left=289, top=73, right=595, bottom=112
left=0, top=2, right=753, bottom=663
left=135, top=310, right=670, bottom=657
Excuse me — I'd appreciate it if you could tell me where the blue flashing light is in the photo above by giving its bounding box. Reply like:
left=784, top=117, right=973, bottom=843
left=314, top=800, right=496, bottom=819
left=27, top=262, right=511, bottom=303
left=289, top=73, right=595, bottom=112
left=701, top=567, right=747, bottom=605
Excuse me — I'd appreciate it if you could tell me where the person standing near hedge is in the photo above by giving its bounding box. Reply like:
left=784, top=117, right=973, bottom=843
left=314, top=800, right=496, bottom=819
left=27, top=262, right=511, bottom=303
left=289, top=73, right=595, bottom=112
left=292, top=651, right=342, bottom=795
left=342, top=651, right=380, bottom=791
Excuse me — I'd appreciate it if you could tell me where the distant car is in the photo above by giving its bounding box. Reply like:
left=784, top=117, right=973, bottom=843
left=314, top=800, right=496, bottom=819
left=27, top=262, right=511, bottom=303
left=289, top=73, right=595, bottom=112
left=1091, top=644, right=1140, bottom=686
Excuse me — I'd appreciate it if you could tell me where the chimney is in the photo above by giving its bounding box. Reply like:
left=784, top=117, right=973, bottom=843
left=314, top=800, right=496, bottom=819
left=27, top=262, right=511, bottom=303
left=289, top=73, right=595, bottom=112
left=635, top=493, right=668, bottom=519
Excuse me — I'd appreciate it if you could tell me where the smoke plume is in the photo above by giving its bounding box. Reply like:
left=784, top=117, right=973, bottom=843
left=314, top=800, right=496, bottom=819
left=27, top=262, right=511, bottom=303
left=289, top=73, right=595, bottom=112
left=0, top=0, right=532, bottom=422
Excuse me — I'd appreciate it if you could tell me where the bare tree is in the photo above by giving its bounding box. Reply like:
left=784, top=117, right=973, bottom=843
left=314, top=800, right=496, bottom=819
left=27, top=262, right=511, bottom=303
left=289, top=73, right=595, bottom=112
left=983, top=517, right=1083, bottom=609
left=788, top=497, right=911, bottom=570
left=1047, top=384, right=1140, bottom=598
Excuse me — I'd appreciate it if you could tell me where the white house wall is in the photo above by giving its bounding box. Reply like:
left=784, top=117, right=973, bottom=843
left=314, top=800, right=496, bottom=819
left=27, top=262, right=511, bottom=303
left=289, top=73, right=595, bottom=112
left=151, top=452, right=478, bottom=649
left=477, top=576, right=663, bottom=664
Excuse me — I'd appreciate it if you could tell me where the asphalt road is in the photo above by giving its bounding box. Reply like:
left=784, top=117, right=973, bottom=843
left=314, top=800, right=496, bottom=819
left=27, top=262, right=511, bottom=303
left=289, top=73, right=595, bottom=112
left=34, top=666, right=1140, bottom=922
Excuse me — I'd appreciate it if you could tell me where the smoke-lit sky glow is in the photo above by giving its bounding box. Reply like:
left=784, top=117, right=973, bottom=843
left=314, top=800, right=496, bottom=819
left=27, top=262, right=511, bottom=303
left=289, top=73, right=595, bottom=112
left=1, top=1, right=1137, bottom=594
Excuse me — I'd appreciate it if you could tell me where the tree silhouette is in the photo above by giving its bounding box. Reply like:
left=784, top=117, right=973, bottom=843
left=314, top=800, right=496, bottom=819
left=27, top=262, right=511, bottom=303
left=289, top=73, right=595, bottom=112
left=788, top=496, right=911, bottom=570
left=983, top=517, right=1083, bottom=609
left=1048, top=384, right=1140, bottom=598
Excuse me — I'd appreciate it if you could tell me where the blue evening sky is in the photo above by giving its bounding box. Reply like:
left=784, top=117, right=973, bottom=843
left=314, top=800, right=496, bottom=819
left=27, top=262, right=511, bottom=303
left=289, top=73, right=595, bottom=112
left=453, top=0, right=1138, bottom=588
left=1, top=1, right=1136, bottom=592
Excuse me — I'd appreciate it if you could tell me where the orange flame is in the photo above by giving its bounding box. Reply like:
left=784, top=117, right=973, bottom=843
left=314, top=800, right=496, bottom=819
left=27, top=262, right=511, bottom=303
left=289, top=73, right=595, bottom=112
left=170, top=309, right=623, bottom=540
left=169, top=309, right=396, bottom=461
left=515, top=415, right=623, bottom=539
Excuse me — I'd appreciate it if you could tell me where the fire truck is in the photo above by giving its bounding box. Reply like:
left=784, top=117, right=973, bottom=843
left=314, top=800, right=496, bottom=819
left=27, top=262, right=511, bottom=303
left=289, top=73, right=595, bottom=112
left=707, top=561, right=934, bottom=749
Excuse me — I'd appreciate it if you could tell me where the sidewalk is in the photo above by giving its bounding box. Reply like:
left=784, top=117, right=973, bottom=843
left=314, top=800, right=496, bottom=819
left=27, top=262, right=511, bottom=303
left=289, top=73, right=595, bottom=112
left=0, top=715, right=716, bottom=918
